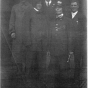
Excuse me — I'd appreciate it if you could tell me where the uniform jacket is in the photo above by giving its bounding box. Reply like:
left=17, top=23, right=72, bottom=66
left=41, top=15, right=73, bottom=56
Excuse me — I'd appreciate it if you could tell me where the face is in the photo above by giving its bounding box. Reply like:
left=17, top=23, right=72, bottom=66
left=55, top=6, right=63, bottom=15
left=71, top=2, right=79, bottom=12
left=36, top=3, right=42, bottom=10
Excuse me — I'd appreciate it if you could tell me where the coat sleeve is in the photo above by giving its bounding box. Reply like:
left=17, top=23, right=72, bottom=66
left=67, top=19, right=74, bottom=53
left=22, top=4, right=33, bottom=31
left=79, top=15, right=87, bottom=60
left=9, top=6, right=16, bottom=35
left=22, top=7, right=34, bottom=46
left=79, top=15, right=87, bottom=44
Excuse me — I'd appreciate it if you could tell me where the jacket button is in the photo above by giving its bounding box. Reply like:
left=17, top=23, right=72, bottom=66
left=55, top=27, right=58, bottom=29
left=56, top=29, right=58, bottom=31
left=56, top=24, right=58, bottom=26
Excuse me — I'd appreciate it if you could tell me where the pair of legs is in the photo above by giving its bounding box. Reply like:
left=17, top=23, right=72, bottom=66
left=74, top=50, right=82, bottom=82
left=11, top=41, right=37, bottom=75
left=25, top=49, right=39, bottom=79
left=73, top=39, right=82, bottom=82
left=38, top=52, right=72, bottom=87
left=11, top=42, right=26, bottom=74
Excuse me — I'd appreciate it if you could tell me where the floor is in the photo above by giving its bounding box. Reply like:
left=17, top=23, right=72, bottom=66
left=1, top=34, right=87, bottom=88
left=1, top=62, right=87, bottom=88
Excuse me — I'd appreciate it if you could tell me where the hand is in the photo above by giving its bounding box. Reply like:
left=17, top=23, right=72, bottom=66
left=11, top=33, right=16, bottom=38
left=67, top=52, right=74, bottom=62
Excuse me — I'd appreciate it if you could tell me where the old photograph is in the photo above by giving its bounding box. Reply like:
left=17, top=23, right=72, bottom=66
left=1, top=0, right=87, bottom=88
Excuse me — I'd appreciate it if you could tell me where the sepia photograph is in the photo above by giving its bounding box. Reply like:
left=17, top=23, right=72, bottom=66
left=1, top=0, right=87, bottom=88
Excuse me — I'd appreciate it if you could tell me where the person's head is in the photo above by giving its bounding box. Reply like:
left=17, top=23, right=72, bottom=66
left=36, top=2, right=42, bottom=10
left=55, top=0, right=63, bottom=15
left=70, top=0, right=79, bottom=12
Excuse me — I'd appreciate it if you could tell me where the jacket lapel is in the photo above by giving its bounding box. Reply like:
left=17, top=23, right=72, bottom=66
left=72, top=12, right=79, bottom=25
left=72, top=12, right=78, bottom=20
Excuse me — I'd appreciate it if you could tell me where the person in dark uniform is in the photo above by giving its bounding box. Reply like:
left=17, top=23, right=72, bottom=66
left=67, top=0, right=86, bottom=83
left=9, top=0, right=33, bottom=74
left=37, top=0, right=74, bottom=87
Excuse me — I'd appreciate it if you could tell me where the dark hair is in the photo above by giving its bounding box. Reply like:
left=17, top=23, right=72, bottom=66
left=71, top=0, right=79, bottom=6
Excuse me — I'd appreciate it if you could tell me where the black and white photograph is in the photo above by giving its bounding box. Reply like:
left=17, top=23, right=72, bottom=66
left=1, top=0, right=87, bottom=88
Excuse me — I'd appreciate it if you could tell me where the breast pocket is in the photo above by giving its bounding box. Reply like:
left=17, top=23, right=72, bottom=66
left=56, top=25, right=67, bottom=39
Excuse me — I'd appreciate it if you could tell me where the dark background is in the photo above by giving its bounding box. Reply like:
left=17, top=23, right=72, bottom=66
left=1, top=0, right=87, bottom=88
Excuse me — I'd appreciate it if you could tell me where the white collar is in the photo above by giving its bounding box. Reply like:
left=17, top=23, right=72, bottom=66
left=45, top=0, right=52, bottom=6
left=71, top=11, right=78, bottom=19
left=49, top=0, right=52, bottom=5
left=34, top=8, right=39, bottom=12
left=20, top=1, right=29, bottom=6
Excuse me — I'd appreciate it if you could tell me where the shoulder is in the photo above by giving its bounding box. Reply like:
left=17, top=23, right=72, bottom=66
left=78, top=12, right=86, bottom=19
left=77, top=12, right=86, bottom=23
left=28, top=3, right=33, bottom=7
left=24, top=7, right=35, bottom=18
left=64, top=16, right=72, bottom=23
left=63, top=16, right=74, bottom=27
left=11, top=4, right=20, bottom=11
left=10, top=4, right=18, bottom=13
left=25, top=5, right=34, bottom=14
left=66, top=12, right=71, bottom=18
left=12, top=4, right=19, bottom=9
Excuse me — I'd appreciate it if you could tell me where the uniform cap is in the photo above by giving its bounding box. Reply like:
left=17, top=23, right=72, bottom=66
left=56, top=0, right=63, bottom=6
left=57, top=1, right=62, bottom=4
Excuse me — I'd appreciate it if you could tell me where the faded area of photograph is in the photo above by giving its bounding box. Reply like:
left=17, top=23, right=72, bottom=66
left=1, top=0, right=87, bottom=88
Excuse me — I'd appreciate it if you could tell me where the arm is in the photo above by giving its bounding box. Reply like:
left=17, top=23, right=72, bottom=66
left=22, top=7, right=33, bottom=32
left=68, top=19, right=74, bottom=53
left=67, top=19, right=75, bottom=64
left=78, top=15, right=87, bottom=64
left=22, top=7, right=34, bottom=45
